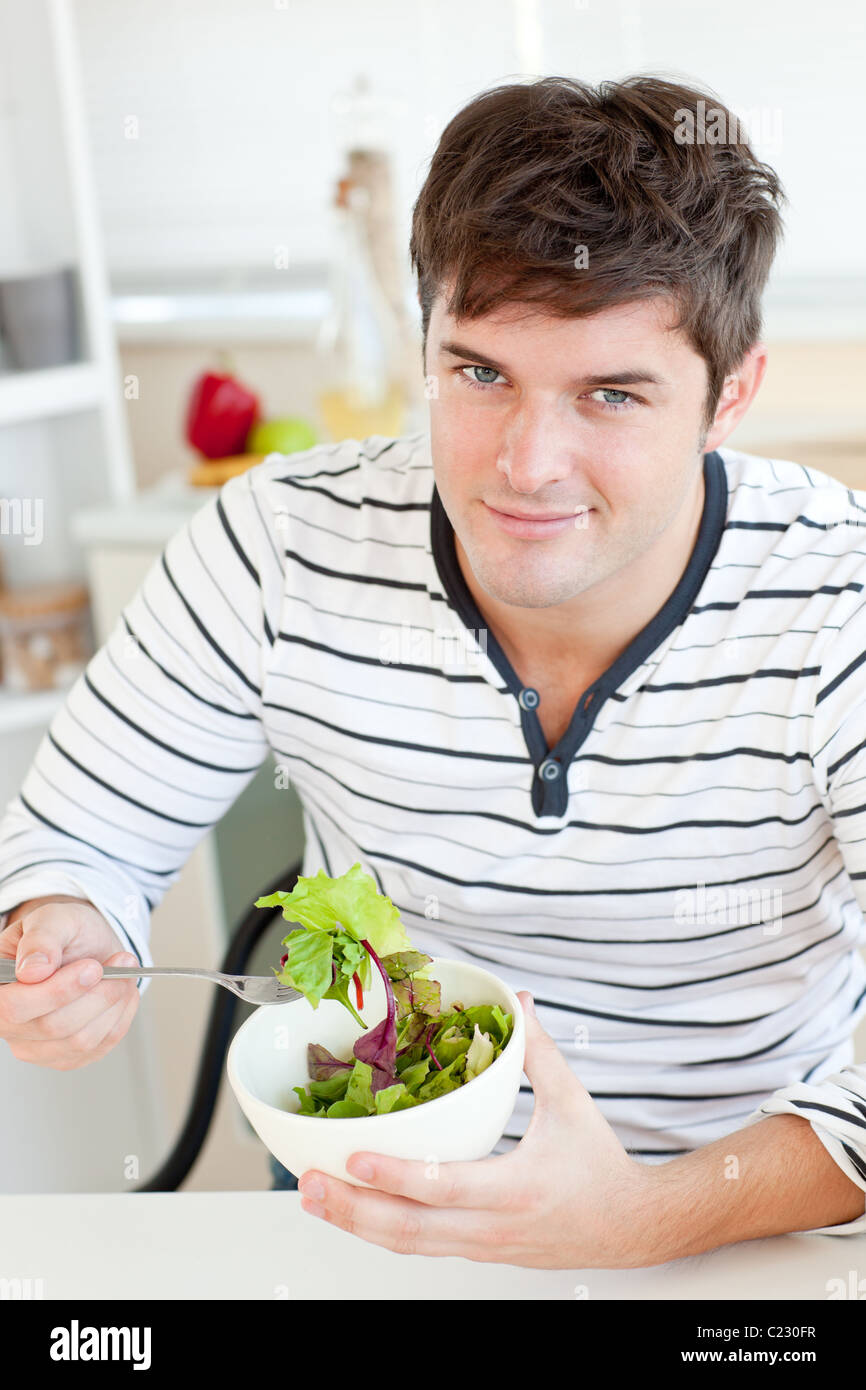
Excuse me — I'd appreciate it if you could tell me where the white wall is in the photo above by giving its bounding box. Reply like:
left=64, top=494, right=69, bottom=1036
left=71, top=0, right=866, bottom=284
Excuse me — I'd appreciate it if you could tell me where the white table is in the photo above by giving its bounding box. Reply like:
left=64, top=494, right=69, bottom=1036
left=2, top=1191, right=863, bottom=1300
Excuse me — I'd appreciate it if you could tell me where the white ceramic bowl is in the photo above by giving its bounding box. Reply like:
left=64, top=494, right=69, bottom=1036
left=227, top=957, right=526, bottom=1186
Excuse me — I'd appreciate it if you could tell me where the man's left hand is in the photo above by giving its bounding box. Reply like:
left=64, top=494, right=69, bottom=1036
left=297, top=992, right=656, bottom=1268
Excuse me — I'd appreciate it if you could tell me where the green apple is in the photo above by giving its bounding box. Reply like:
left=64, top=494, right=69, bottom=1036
left=246, top=417, right=317, bottom=455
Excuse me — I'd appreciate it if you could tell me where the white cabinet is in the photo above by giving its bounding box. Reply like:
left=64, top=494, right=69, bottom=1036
left=0, top=0, right=146, bottom=1194
left=0, top=2, right=292, bottom=1192
left=0, top=0, right=135, bottom=806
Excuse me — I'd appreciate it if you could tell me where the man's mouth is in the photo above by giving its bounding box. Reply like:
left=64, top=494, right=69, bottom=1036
left=483, top=501, right=593, bottom=538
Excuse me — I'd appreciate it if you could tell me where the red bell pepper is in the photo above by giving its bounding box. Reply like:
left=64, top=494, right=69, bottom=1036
left=185, top=367, right=260, bottom=459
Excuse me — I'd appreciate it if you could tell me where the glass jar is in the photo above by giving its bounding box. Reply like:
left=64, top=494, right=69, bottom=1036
left=0, top=582, right=92, bottom=692
left=315, top=175, right=409, bottom=442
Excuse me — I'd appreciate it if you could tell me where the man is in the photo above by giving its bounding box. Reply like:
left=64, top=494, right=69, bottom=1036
left=2, top=75, right=866, bottom=1269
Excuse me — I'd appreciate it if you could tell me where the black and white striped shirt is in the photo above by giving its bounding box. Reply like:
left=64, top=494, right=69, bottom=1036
left=3, top=432, right=866, bottom=1234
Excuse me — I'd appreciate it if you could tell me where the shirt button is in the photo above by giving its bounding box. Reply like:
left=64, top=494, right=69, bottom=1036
left=539, top=757, right=561, bottom=781
left=518, top=687, right=540, bottom=711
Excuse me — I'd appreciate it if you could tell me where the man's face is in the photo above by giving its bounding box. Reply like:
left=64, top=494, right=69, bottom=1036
left=425, top=292, right=714, bottom=610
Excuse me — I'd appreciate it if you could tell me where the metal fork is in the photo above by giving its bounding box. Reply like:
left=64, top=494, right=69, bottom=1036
left=0, top=958, right=302, bottom=1006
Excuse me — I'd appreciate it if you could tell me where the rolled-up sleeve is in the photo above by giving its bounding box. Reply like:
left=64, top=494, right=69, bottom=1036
left=739, top=1067, right=866, bottom=1234
left=0, top=462, right=286, bottom=992
left=740, top=588, right=866, bottom=1234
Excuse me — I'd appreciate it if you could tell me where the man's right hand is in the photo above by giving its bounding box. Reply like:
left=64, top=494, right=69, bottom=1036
left=0, top=895, right=141, bottom=1069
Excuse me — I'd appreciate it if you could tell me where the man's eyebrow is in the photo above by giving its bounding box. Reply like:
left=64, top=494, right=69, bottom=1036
left=438, top=340, right=668, bottom=388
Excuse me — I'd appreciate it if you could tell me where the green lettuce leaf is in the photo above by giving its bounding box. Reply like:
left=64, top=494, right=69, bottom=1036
left=344, top=1058, right=395, bottom=1110
left=257, top=862, right=411, bottom=960
left=322, top=970, right=366, bottom=1026
left=396, top=1058, right=431, bottom=1093
left=390, top=1093, right=420, bottom=1111
left=489, top=1005, right=512, bottom=1045
left=292, top=1086, right=327, bottom=1115
left=345, top=1059, right=374, bottom=1113
left=308, top=1072, right=353, bottom=1103
left=326, top=1099, right=368, bottom=1118
left=374, top=1083, right=409, bottom=1114
left=429, top=1024, right=472, bottom=1069
left=275, top=927, right=333, bottom=1009
left=465, top=1024, right=496, bottom=1081
left=416, top=1054, right=467, bottom=1102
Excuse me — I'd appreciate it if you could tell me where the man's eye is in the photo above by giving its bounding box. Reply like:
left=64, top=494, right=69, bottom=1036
left=588, top=388, right=637, bottom=412
left=455, top=370, right=639, bottom=408
left=459, top=365, right=505, bottom=389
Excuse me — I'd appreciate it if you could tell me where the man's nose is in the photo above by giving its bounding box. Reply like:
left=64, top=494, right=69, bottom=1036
left=495, top=404, right=573, bottom=493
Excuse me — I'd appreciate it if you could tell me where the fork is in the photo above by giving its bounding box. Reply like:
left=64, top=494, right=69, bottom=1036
left=0, top=958, right=302, bottom=1006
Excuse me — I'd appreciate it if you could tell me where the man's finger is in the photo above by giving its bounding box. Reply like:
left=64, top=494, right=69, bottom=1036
left=8, top=990, right=139, bottom=1070
left=64, top=995, right=133, bottom=1059
left=0, top=957, right=115, bottom=1030
left=100, top=988, right=141, bottom=1052
left=298, top=1174, right=514, bottom=1258
left=11, top=970, right=138, bottom=1042
left=342, top=1148, right=517, bottom=1208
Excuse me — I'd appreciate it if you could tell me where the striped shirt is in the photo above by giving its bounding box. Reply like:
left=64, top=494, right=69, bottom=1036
left=2, top=431, right=866, bottom=1236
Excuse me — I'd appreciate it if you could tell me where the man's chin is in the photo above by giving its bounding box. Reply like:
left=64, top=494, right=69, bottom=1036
left=463, top=555, right=599, bottom=609
left=454, top=520, right=605, bottom=607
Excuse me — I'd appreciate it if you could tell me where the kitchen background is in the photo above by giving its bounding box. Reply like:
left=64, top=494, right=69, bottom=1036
left=0, top=0, right=864, bottom=1192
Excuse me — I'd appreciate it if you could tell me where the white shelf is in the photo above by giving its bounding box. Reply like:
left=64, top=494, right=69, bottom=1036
left=0, top=686, right=65, bottom=734
left=0, top=0, right=137, bottom=627
left=0, top=361, right=103, bottom=426
left=112, top=286, right=330, bottom=345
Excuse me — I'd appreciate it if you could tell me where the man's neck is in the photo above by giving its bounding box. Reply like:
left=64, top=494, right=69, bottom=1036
left=455, top=463, right=707, bottom=685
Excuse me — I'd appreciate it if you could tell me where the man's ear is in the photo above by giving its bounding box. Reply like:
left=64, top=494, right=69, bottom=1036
left=702, top=342, right=768, bottom=454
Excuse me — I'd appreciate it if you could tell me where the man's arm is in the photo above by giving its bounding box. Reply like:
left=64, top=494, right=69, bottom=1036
left=636, top=1112, right=866, bottom=1264
left=0, top=463, right=285, bottom=977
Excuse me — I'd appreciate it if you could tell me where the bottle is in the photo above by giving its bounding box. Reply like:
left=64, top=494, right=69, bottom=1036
left=316, top=174, right=408, bottom=442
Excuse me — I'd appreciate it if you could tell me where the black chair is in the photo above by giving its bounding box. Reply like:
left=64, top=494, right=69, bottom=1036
left=134, top=858, right=304, bottom=1192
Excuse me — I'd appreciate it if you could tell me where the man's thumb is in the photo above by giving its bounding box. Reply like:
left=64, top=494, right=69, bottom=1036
left=15, top=911, right=76, bottom=980
left=517, top=991, right=585, bottom=1111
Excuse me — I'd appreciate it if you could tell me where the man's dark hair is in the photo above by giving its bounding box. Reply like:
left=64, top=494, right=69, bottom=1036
left=409, top=75, right=786, bottom=431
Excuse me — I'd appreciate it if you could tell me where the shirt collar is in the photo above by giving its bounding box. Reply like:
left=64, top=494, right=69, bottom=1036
left=429, top=450, right=730, bottom=700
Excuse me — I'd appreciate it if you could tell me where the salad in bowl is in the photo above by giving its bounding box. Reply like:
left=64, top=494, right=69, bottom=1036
left=226, top=864, right=526, bottom=1184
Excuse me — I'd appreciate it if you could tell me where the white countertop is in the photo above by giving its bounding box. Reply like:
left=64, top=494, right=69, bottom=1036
left=2, top=1191, right=863, bottom=1300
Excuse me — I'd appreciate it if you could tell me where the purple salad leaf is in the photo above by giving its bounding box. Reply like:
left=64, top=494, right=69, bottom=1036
left=382, top=951, right=433, bottom=978
left=424, top=1020, right=443, bottom=1071
left=370, top=1064, right=400, bottom=1096
left=396, top=1011, right=432, bottom=1052
left=351, top=937, right=398, bottom=1080
left=307, top=1043, right=355, bottom=1081
left=352, top=1011, right=396, bottom=1074
left=392, top=973, right=441, bottom=1018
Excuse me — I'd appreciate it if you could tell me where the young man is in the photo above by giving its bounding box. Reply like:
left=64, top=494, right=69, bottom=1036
left=2, top=75, right=866, bottom=1269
